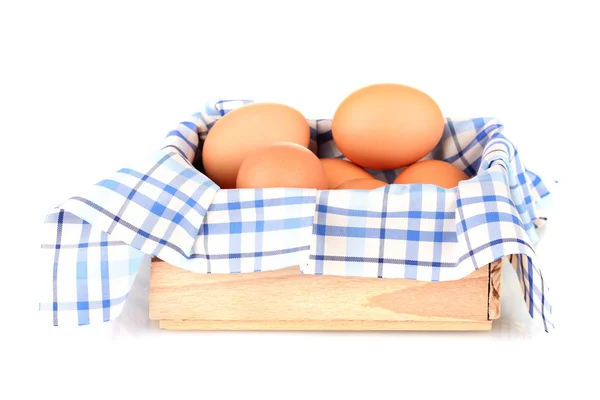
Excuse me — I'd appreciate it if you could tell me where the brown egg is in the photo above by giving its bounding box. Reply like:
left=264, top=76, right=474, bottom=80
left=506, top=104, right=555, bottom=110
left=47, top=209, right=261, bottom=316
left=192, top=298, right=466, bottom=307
left=332, top=83, right=444, bottom=170
left=236, top=142, right=328, bottom=189
left=336, top=178, right=388, bottom=190
left=393, top=160, right=468, bottom=189
left=320, top=158, right=373, bottom=189
left=202, top=103, right=310, bottom=188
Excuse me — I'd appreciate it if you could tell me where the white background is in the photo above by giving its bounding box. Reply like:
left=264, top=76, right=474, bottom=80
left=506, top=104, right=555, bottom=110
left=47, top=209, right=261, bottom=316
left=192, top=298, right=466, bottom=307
left=1, top=0, right=598, bottom=398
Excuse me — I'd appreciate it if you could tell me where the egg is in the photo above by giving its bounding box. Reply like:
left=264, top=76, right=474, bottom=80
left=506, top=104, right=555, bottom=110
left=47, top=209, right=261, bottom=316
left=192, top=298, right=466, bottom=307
left=332, top=83, right=444, bottom=170
left=336, top=178, right=388, bottom=190
left=202, top=103, right=310, bottom=188
left=319, top=158, right=373, bottom=189
left=236, top=142, right=328, bottom=189
left=393, top=160, right=468, bottom=189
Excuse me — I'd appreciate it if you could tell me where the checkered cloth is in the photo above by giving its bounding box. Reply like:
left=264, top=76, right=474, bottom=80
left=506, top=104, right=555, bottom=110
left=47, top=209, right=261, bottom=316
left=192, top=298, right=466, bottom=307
left=39, top=99, right=554, bottom=332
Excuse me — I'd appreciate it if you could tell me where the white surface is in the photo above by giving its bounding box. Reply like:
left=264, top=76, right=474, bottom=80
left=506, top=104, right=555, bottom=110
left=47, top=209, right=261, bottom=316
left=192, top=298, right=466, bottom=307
left=1, top=1, right=597, bottom=398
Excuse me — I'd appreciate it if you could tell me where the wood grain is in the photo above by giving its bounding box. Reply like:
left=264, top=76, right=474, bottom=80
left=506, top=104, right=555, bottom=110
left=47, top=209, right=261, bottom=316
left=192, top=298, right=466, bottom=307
left=149, top=259, right=503, bottom=331
left=488, top=259, right=503, bottom=320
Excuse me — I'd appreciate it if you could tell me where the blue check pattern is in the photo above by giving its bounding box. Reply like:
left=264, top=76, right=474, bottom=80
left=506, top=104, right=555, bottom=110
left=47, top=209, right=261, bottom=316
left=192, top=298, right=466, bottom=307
left=39, top=99, right=553, bottom=332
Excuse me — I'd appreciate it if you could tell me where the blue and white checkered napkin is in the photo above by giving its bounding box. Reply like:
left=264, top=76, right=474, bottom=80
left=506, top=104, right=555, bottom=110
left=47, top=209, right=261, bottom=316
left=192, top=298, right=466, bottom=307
left=39, top=99, right=553, bottom=332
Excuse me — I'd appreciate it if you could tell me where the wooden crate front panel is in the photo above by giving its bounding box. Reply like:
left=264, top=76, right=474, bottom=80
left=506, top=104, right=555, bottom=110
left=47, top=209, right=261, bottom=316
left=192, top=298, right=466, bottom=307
left=149, top=260, right=502, bottom=331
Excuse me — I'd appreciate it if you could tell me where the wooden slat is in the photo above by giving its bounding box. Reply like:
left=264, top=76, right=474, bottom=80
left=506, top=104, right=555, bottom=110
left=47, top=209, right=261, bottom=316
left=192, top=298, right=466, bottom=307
left=159, top=319, right=493, bottom=331
left=149, top=260, right=502, bottom=331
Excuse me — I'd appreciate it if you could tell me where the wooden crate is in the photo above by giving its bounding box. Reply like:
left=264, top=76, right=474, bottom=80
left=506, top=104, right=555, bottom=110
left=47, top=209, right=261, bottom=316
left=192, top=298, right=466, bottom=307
left=148, top=258, right=502, bottom=331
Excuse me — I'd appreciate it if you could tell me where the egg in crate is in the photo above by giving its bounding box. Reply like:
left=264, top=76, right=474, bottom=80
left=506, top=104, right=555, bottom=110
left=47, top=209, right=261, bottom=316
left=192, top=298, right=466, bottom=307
left=393, top=159, right=468, bottom=189
left=319, top=158, right=374, bottom=189
left=202, top=102, right=311, bottom=189
left=236, top=142, right=329, bottom=190
left=336, top=178, right=388, bottom=190
left=332, top=83, right=444, bottom=170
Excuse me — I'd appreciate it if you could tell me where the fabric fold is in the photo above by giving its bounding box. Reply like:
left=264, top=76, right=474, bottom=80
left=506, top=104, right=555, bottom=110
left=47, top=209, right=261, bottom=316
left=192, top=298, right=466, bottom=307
left=39, top=209, right=151, bottom=326
left=453, top=129, right=552, bottom=330
left=163, top=187, right=319, bottom=274
left=56, top=149, right=219, bottom=262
